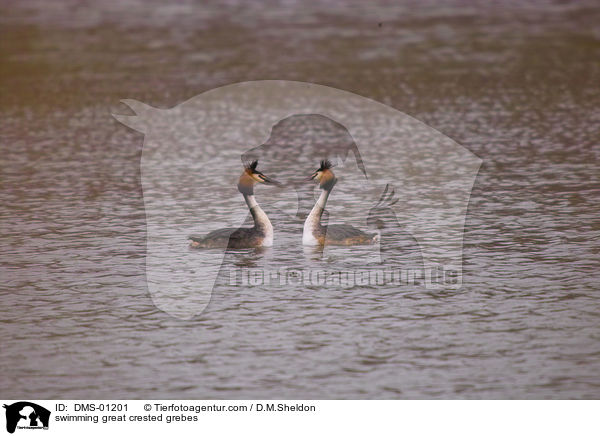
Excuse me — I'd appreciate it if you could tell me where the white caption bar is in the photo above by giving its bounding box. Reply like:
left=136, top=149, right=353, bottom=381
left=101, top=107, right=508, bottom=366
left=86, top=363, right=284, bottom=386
left=0, top=400, right=597, bottom=435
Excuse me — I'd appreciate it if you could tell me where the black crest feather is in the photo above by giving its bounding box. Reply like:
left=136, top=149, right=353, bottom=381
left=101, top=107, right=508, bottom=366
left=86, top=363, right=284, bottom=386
left=319, top=159, right=333, bottom=170
left=245, top=160, right=259, bottom=172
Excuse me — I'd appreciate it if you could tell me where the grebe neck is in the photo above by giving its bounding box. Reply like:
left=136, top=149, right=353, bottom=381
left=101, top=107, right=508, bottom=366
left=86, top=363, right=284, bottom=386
left=303, top=188, right=332, bottom=245
left=244, top=193, right=273, bottom=245
left=308, top=188, right=331, bottom=222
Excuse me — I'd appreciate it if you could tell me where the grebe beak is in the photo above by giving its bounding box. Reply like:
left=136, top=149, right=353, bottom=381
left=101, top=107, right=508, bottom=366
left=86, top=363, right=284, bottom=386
left=257, top=173, right=282, bottom=186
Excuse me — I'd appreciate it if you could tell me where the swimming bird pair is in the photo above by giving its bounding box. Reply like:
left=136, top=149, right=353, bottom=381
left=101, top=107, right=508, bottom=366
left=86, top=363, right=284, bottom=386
left=188, top=160, right=377, bottom=249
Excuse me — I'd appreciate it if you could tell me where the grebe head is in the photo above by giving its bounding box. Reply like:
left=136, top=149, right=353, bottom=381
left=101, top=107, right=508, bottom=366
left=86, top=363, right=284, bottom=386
left=238, top=160, right=280, bottom=194
left=309, top=159, right=337, bottom=190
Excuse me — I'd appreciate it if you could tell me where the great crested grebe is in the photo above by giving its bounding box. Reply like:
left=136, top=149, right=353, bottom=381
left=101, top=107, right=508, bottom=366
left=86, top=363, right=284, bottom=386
left=303, top=160, right=378, bottom=246
left=189, top=160, right=280, bottom=249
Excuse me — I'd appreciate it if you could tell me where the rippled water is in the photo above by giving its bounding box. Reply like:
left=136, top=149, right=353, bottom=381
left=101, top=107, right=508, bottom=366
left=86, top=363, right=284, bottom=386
left=1, top=0, right=599, bottom=399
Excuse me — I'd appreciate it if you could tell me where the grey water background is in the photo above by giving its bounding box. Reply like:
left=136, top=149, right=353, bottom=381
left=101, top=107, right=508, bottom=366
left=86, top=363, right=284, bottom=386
left=1, top=0, right=599, bottom=399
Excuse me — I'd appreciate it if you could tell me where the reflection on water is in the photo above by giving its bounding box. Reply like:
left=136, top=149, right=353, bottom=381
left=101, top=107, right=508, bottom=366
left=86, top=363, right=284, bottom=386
left=1, top=0, right=599, bottom=399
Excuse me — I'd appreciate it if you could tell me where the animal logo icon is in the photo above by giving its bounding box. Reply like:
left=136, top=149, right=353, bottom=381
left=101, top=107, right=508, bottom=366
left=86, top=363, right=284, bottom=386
left=3, top=402, right=50, bottom=434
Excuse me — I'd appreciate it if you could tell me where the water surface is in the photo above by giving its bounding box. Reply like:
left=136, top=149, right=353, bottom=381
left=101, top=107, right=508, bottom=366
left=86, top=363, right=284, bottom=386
left=1, top=0, right=599, bottom=398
